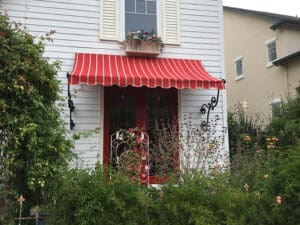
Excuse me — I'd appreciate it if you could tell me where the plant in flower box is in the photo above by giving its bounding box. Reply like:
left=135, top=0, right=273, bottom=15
left=124, top=30, right=164, bottom=57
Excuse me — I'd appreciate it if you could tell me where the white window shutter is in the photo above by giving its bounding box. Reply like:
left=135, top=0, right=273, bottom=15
left=100, top=0, right=119, bottom=41
left=162, top=0, right=181, bottom=45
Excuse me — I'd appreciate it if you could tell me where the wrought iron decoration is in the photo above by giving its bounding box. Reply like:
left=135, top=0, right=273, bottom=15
left=200, top=79, right=226, bottom=126
left=67, top=73, right=75, bottom=130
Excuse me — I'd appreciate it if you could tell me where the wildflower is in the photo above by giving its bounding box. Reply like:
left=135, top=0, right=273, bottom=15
left=128, top=128, right=134, bottom=133
left=263, top=174, right=269, bottom=179
left=18, top=75, right=26, bottom=84
left=243, top=135, right=251, bottom=143
left=243, top=183, right=249, bottom=192
left=18, top=195, right=25, bottom=205
left=271, top=136, right=279, bottom=142
left=130, top=164, right=136, bottom=171
left=255, top=191, right=261, bottom=199
left=27, top=86, right=33, bottom=94
left=276, top=196, right=281, bottom=204
left=159, top=190, right=164, bottom=197
left=140, top=172, right=147, bottom=180
left=209, top=143, right=215, bottom=150
left=3, top=10, right=9, bottom=18
left=211, top=190, right=217, bottom=195
left=2, top=105, right=6, bottom=112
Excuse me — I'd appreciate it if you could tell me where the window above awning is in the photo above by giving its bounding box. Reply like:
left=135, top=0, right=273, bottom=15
left=69, top=53, right=225, bottom=90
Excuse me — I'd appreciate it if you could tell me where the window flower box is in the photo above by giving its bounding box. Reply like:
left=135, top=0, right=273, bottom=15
left=124, top=30, right=164, bottom=57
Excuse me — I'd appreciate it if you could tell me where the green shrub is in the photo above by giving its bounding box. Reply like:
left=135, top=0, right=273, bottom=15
left=0, top=14, right=73, bottom=223
left=46, top=165, right=300, bottom=225
left=263, top=85, right=300, bottom=148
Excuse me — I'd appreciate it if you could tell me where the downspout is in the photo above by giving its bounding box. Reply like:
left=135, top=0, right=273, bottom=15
left=286, top=65, right=290, bottom=97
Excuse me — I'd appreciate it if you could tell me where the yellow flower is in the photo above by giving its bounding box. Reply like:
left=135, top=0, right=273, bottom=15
left=263, top=174, right=269, bottom=179
left=256, top=191, right=261, bottom=199
left=271, top=137, right=278, bottom=142
left=243, top=135, right=251, bottom=143
left=17, top=195, right=25, bottom=205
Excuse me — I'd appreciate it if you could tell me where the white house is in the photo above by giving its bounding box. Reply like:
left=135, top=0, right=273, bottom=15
left=1, top=0, right=229, bottom=183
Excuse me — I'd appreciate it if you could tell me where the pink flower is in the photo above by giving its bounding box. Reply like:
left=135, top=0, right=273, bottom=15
left=128, top=128, right=134, bottom=133
left=276, top=196, right=281, bottom=204
left=130, top=164, right=136, bottom=171
left=140, top=173, right=147, bottom=180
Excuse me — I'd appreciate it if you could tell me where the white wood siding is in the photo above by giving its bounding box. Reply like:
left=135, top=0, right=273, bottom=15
left=1, top=0, right=228, bottom=169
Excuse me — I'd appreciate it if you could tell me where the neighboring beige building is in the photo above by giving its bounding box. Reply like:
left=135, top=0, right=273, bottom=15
left=224, top=6, right=300, bottom=124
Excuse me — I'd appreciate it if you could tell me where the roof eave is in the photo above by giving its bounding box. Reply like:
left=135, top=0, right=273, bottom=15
left=273, top=51, right=300, bottom=66
left=271, top=19, right=300, bottom=30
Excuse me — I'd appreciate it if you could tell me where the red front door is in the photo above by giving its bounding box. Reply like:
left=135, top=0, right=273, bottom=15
left=104, top=86, right=178, bottom=182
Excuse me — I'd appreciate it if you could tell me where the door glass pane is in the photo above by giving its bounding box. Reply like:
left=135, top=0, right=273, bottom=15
left=146, top=88, right=178, bottom=176
left=109, top=87, right=136, bottom=135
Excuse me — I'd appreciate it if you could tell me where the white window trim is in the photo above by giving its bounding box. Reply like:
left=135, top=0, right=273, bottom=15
left=234, top=56, right=244, bottom=81
left=265, top=37, right=277, bottom=68
left=120, top=0, right=125, bottom=41
left=120, top=0, right=162, bottom=42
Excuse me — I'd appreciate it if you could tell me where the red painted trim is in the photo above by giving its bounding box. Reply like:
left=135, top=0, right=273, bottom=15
left=103, top=87, right=110, bottom=165
left=103, top=86, right=180, bottom=184
left=149, top=175, right=169, bottom=184
left=136, top=87, right=146, bottom=130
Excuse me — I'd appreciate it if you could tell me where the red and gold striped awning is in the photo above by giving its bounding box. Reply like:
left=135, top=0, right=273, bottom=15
left=69, top=53, right=225, bottom=89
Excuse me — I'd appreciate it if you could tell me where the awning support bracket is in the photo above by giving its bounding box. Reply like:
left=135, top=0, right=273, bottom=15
left=67, top=73, right=75, bottom=130
left=200, top=79, right=226, bottom=127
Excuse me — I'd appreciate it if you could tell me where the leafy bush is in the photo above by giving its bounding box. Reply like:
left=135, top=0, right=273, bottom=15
left=227, top=112, right=263, bottom=160
left=226, top=85, right=300, bottom=224
left=262, top=85, right=300, bottom=148
left=46, top=163, right=299, bottom=225
left=0, top=14, right=73, bottom=222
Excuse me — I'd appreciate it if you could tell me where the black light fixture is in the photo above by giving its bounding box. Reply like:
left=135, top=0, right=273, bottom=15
left=200, top=79, right=226, bottom=127
left=67, top=73, right=75, bottom=130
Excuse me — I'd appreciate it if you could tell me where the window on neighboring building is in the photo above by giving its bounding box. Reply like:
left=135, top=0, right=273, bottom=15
left=234, top=57, right=243, bottom=80
left=125, top=0, right=157, bottom=34
left=270, top=101, right=281, bottom=119
left=266, top=38, right=277, bottom=65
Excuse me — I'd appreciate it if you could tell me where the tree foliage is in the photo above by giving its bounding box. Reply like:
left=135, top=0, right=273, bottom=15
left=0, top=14, right=73, bottom=222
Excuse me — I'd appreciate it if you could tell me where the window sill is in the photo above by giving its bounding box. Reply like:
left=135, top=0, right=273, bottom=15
left=235, top=75, right=244, bottom=81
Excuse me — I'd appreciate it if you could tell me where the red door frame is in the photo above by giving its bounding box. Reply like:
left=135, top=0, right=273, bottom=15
left=103, top=86, right=178, bottom=183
